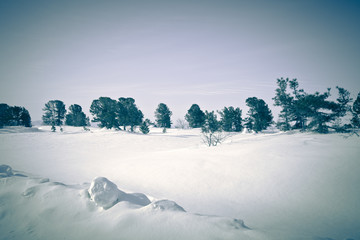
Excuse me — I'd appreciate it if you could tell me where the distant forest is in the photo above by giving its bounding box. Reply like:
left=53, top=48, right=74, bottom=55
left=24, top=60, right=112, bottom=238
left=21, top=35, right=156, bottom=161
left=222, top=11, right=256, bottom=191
left=1, top=78, right=360, bottom=135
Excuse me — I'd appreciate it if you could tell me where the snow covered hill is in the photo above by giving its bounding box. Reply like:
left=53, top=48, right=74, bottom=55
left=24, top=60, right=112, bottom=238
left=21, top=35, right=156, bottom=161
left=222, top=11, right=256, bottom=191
left=1, top=126, right=359, bottom=240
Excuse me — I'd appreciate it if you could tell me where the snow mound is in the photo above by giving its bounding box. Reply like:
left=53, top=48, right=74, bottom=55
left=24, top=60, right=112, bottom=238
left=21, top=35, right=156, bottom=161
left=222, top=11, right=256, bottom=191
left=88, top=177, right=124, bottom=209
left=88, top=177, right=151, bottom=209
left=123, top=192, right=151, bottom=206
left=151, top=199, right=186, bottom=212
left=0, top=164, right=13, bottom=178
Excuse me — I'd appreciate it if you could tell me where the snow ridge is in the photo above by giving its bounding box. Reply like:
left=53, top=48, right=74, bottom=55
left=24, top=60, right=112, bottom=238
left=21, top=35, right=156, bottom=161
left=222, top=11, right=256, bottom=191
left=0, top=166, right=256, bottom=240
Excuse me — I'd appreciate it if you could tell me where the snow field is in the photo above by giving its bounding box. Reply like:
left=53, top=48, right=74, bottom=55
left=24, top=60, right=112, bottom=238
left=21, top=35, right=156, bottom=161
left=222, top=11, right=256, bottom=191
left=1, top=126, right=360, bottom=239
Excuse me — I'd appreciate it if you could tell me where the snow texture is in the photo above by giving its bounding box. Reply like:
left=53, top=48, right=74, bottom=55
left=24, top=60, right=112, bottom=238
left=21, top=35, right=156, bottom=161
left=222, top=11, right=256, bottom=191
left=88, top=177, right=124, bottom=209
left=0, top=164, right=13, bottom=178
left=88, top=177, right=151, bottom=209
left=0, top=167, right=253, bottom=240
left=150, top=199, right=186, bottom=212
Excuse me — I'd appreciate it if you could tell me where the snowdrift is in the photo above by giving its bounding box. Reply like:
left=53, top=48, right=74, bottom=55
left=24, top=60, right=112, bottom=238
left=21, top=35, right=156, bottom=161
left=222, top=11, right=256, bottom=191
left=0, top=165, right=262, bottom=240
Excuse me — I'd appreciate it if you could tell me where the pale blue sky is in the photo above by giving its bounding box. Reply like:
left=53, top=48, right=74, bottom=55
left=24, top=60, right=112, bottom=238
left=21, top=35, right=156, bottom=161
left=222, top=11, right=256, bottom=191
left=1, top=0, right=359, bottom=122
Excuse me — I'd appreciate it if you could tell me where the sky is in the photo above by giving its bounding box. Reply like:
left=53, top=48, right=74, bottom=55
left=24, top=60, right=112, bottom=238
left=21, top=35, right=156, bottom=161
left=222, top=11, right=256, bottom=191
left=1, top=0, right=360, bottom=123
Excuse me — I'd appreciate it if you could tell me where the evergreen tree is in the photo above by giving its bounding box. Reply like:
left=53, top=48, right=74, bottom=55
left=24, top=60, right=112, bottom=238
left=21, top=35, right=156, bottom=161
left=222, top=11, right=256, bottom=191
left=155, top=103, right=172, bottom=128
left=0, top=104, right=31, bottom=128
left=201, top=111, right=221, bottom=133
left=295, top=87, right=352, bottom=133
left=185, top=104, right=205, bottom=128
left=288, top=79, right=307, bottom=130
left=273, top=78, right=353, bottom=133
left=117, top=98, right=129, bottom=130
left=273, top=78, right=293, bottom=131
left=296, top=88, right=350, bottom=133
left=334, top=86, right=352, bottom=118
left=245, top=97, right=273, bottom=133
left=0, top=104, right=10, bottom=128
left=330, top=87, right=353, bottom=132
left=273, top=78, right=307, bottom=131
left=8, top=106, right=22, bottom=126
left=65, top=104, right=90, bottom=127
left=201, top=111, right=227, bottom=146
left=351, top=92, right=360, bottom=128
left=12, top=106, right=31, bottom=127
left=301, top=90, right=333, bottom=133
left=140, top=119, right=150, bottom=134
left=90, top=97, right=118, bottom=129
left=42, top=100, right=66, bottom=128
left=117, top=97, right=143, bottom=131
left=20, top=107, right=31, bottom=127
left=218, top=106, right=243, bottom=132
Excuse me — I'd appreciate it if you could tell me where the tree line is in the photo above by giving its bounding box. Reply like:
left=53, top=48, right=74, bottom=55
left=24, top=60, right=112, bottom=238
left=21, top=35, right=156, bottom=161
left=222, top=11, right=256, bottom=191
left=39, top=97, right=172, bottom=133
left=1, top=78, right=359, bottom=134
left=40, top=95, right=273, bottom=135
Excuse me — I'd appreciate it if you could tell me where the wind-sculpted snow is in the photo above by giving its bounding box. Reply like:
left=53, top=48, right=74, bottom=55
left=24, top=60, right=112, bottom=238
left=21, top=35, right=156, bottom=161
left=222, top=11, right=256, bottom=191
left=0, top=164, right=13, bottom=177
left=88, top=177, right=188, bottom=212
left=0, top=164, right=27, bottom=178
left=150, top=199, right=186, bottom=212
left=88, top=177, right=124, bottom=209
left=88, top=176, right=151, bottom=209
left=0, top=167, right=258, bottom=240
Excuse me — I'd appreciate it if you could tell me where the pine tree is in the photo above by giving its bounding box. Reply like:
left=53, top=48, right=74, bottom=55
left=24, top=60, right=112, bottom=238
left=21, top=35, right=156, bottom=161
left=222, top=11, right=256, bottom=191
left=140, top=119, right=150, bottom=134
left=8, top=106, right=22, bottom=126
left=155, top=103, right=172, bottom=128
left=245, top=97, right=273, bottom=133
left=288, top=79, right=307, bottom=130
left=185, top=104, right=205, bottom=128
left=0, top=104, right=31, bottom=128
left=65, top=104, right=90, bottom=127
left=302, top=89, right=340, bottom=133
left=202, top=111, right=220, bottom=133
left=0, top=104, right=9, bottom=128
left=42, top=100, right=66, bottom=128
left=90, top=97, right=118, bottom=129
left=273, top=78, right=308, bottom=131
left=351, top=92, right=360, bottom=128
left=117, top=97, right=143, bottom=131
left=335, top=86, right=352, bottom=118
left=273, top=78, right=293, bottom=131
left=201, top=111, right=227, bottom=146
left=15, top=107, right=31, bottom=127
left=297, top=87, right=353, bottom=133
left=218, top=106, right=243, bottom=132
left=273, top=78, right=353, bottom=133
left=331, top=87, right=353, bottom=132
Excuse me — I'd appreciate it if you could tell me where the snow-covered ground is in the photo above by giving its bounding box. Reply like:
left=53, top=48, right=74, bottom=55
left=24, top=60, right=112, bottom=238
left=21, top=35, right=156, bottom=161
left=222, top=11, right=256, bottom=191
left=1, top=126, right=359, bottom=240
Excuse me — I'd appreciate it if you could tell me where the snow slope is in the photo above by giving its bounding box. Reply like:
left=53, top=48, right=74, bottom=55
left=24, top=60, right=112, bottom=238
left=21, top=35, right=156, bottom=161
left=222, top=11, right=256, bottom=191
left=1, top=126, right=359, bottom=240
